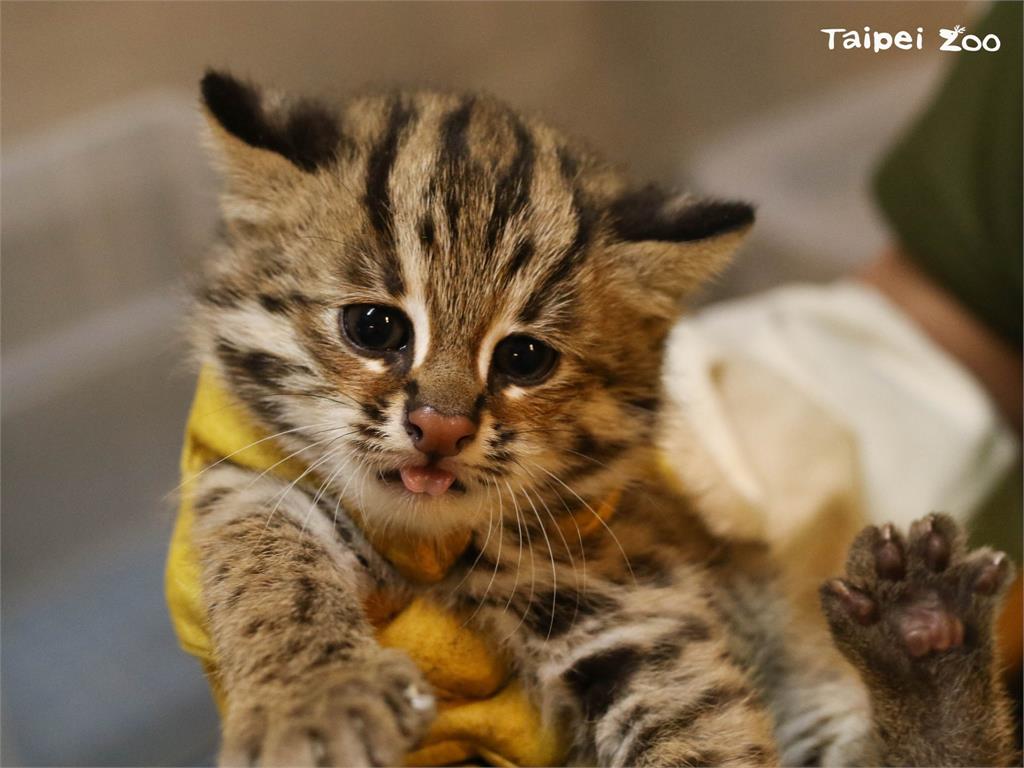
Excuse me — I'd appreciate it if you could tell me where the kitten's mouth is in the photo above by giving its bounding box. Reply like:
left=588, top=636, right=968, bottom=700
left=399, top=465, right=455, bottom=496
left=378, top=467, right=467, bottom=496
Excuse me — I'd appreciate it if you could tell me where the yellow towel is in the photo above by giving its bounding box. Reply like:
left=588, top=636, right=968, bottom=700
left=166, top=368, right=567, bottom=766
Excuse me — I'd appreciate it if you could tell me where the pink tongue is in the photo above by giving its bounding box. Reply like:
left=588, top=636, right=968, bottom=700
left=400, top=465, right=455, bottom=496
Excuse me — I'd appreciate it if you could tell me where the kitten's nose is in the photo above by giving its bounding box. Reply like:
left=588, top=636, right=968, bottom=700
left=405, top=407, right=477, bottom=457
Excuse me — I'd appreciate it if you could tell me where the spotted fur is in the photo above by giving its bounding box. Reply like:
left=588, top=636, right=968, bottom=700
left=188, top=71, right=1015, bottom=767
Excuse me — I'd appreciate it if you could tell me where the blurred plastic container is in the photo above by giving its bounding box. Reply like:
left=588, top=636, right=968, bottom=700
left=1, top=93, right=220, bottom=766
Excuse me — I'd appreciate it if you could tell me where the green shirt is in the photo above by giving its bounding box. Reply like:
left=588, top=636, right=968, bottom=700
left=873, top=1, right=1022, bottom=349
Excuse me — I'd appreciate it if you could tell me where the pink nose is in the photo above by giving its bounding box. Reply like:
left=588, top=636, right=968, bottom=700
left=405, top=407, right=477, bottom=457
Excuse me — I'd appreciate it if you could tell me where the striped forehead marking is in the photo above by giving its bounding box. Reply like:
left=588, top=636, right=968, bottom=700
left=351, top=93, right=595, bottom=361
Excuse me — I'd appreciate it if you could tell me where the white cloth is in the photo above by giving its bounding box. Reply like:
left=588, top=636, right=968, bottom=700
left=660, top=281, right=1018, bottom=551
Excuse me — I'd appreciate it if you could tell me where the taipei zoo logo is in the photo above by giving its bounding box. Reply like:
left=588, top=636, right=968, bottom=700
left=821, top=25, right=1001, bottom=53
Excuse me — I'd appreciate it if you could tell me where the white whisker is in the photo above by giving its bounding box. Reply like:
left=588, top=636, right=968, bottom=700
left=518, top=481, right=559, bottom=640
left=258, top=439, right=348, bottom=542
left=301, top=451, right=350, bottom=538
left=171, top=422, right=335, bottom=496
left=462, top=480, right=504, bottom=628
left=502, top=481, right=536, bottom=641
left=494, top=477, right=524, bottom=621
left=517, top=467, right=582, bottom=632
left=446, top=478, right=494, bottom=599
left=526, top=459, right=635, bottom=586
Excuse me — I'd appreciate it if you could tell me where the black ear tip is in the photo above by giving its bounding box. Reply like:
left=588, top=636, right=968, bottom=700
left=200, top=69, right=268, bottom=151
left=200, top=69, right=254, bottom=113
left=611, top=190, right=756, bottom=244
left=200, top=68, right=227, bottom=91
left=659, top=198, right=755, bottom=243
left=199, top=69, right=340, bottom=173
left=200, top=69, right=227, bottom=102
left=699, top=199, right=756, bottom=233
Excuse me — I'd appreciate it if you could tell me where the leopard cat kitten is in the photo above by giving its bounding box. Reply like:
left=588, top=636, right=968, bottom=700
left=188, top=70, right=1017, bottom=767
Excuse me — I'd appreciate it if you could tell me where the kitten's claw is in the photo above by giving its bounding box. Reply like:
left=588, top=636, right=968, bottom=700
left=972, top=551, right=1010, bottom=596
left=404, top=683, right=435, bottom=713
left=824, top=579, right=877, bottom=625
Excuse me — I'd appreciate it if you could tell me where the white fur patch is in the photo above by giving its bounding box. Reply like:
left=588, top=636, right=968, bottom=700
left=404, top=294, right=431, bottom=369
left=477, top=317, right=515, bottom=382
left=505, top=385, right=527, bottom=400
left=220, top=196, right=273, bottom=225
left=217, top=305, right=314, bottom=366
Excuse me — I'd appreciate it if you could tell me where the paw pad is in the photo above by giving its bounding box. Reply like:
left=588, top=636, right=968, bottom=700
left=897, top=592, right=964, bottom=657
left=822, top=513, right=1015, bottom=663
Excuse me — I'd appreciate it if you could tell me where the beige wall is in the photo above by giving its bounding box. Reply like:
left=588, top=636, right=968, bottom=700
left=2, top=1, right=970, bottom=183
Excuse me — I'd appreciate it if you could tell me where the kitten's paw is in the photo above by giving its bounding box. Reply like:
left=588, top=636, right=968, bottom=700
left=220, top=649, right=435, bottom=767
left=820, top=514, right=1014, bottom=673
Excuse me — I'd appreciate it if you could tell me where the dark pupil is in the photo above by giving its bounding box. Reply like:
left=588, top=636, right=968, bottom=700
left=346, top=305, right=407, bottom=351
left=496, top=336, right=555, bottom=382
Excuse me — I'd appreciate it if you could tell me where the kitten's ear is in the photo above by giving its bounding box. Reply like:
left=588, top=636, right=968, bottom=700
left=605, top=186, right=754, bottom=313
left=200, top=70, right=342, bottom=197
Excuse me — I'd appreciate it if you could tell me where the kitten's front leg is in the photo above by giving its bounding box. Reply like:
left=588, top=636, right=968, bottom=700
left=192, top=466, right=435, bottom=767
left=821, top=513, right=1016, bottom=767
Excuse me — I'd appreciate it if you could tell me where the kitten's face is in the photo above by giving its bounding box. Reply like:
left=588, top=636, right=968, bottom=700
left=196, top=72, right=752, bottom=536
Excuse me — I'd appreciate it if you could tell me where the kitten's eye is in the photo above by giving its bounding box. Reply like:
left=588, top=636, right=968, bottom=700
left=341, top=305, right=410, bottom=353
left=492, top=335, right=558, bottom=385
